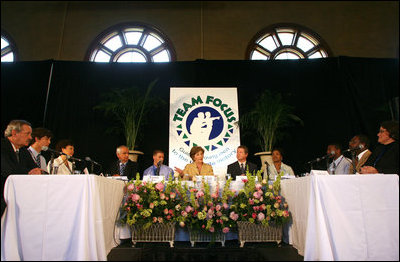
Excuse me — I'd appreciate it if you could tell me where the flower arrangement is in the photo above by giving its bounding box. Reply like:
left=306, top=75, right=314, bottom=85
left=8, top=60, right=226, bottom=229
left=119, top=174, right=189, bottom=230
left=230, top=170, right=290, bottom=226
left=184, top=177, right=236, bottom=234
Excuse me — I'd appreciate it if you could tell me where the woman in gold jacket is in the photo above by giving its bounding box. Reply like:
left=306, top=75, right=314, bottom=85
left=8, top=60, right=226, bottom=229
left=174, top=146, right=214, bottom=180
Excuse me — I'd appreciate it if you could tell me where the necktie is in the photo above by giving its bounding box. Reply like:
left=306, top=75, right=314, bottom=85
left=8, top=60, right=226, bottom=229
left=15, top=150, right=20, bottom=163
left=240, top=163, right=245, bottom=174
left=36, top=154, right=41, bottom=168
left=120, top=163, right=126, bottom=176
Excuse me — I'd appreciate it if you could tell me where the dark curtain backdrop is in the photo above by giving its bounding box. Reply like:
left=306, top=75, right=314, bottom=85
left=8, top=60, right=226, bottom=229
left=1, top=57, right=398, bottom=175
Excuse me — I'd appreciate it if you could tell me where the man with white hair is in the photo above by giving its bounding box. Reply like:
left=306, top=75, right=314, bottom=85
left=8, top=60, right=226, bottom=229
left=107, top=145, right=138, bottom=180
left=1, top=119, right=42, bottom=215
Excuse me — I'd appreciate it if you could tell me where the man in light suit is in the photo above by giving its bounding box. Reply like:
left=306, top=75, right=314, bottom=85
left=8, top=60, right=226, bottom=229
left=143, top=149, right=174, bottom=181
left=227, top=145, right=258, bottom=180
left=348, top=134, right=372, bottom=174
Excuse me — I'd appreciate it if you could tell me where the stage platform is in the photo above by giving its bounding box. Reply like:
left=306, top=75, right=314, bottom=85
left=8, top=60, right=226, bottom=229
left=107, top=240, right=304, bottom=261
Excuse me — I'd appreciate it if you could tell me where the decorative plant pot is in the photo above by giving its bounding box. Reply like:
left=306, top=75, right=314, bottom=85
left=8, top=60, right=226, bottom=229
left=254, top=151, right=272, bottom=175
left=128, top=150, right=144, bottom=162
left=237, top=221, right=282, bottom=247
left=131, top=222, right=176, bottom=247
left=189, top=229, right=225, bottom=247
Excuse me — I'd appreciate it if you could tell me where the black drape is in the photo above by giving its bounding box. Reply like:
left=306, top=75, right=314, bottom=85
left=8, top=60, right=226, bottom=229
left=1, top=57, right=398, bottom=175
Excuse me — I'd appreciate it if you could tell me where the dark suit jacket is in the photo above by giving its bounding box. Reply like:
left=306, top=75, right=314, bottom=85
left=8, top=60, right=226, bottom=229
left=108, top=159, right=139, bottom=180
left=363, top=141, right=399, bottom=175
left=227, top=161, right=258, bottom=180
left=1, top=138, right=37, bottom=215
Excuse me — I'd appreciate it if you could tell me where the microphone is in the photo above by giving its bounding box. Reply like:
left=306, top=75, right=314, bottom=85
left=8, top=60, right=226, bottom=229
left=85, top=157, right=101, bottom=166
left=342, top=144, right=364, bottom=153
left=156, top=160, right=162, bottom=176
left=307, top=151, right=335, bottom=164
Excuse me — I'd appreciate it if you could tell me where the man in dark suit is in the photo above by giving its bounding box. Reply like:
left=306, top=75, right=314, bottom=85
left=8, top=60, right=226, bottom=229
left=107, top=145, right=138, bottom=180
left=1, top=120, right=42, bottom=215
left=227, top=145, right=258, bottom=180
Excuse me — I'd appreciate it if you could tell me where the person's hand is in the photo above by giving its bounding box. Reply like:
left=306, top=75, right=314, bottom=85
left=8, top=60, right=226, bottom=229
left=360, top=166, right=379, bottom=174
left=174, top=167, right=183, bottom=175
left=28, top=168, right=42, bottom=175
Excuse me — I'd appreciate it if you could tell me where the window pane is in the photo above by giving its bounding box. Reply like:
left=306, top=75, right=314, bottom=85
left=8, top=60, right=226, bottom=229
left=278, top=33, right=294, bottom=46
left=308, top=52, right=323, bottom=59
left=117, top=51, right=147, bottom=63
left=143, top=34, right=162, bottom=51
left=258, top=36, right=276, bottom=52
left=103, top=35, right=122, bottom=52
left=1, top=52, right=14, bottom=62
left=125, top=31, right=142, bottom=45
left=94, top=50, right=111, bottom=62
left=152, top=50, right=170, bottom=62
left=275, top=52, right=300, bottom=60
left=250, top=50, right=268, bottom=60
left=1, top=37, right=9, bottom=49
left=297, top=36, right=314, bottom=52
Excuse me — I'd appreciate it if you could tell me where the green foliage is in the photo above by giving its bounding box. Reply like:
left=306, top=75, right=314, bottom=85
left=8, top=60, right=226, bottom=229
left=239, top=89, right=303, bottom=152
left=93, top=79, right=160, bottom=150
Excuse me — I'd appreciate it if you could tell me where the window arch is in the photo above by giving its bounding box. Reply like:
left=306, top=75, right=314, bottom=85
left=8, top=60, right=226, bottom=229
left=86, top=22, right=176, bottom=63
left=246, top=23, right=332, bottom=60
left=1, top=30, right=18, bottom=62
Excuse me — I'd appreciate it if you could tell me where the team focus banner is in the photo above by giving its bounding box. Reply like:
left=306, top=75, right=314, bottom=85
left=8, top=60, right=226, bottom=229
left=169, top=87, right=241, bottom=177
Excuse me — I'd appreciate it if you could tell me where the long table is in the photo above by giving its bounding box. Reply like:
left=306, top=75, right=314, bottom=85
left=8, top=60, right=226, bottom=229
left=280, top=174, right=399, bottom=261
left=1, top=175, right=126, bottom=261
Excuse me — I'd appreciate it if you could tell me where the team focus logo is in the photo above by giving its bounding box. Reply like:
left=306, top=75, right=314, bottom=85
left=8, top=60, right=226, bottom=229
left=173, top=95, right=237, bottom=151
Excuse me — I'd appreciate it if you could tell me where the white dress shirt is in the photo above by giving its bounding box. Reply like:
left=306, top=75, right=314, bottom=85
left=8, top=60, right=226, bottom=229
left=28, top=146, right=47, bottom=170
left=328, top=155, right=352, bottom=175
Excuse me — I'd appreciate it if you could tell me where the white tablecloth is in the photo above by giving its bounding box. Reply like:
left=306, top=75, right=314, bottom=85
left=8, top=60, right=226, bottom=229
left=1, top=175, right=125, bottom=261
left=281, top=174, right=399, bottom=261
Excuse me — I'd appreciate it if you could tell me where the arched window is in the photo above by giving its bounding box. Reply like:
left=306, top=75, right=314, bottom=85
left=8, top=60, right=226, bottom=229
left=86, top=22, right=176, bottom=63
left=1, top=30, right=18, bottom=62
left=246, top=23, right=332, bottom=60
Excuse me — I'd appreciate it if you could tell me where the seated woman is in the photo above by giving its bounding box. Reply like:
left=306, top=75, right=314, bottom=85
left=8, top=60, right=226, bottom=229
left=174, top=146, right=214, bottom=180
left=47, top=139, right=88, bottom=174
left=265, top=148, right=295, bottom=181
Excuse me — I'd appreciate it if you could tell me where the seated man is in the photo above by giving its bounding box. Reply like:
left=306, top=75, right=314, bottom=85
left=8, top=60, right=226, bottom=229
left=227, top=145, right=257, bottom=180
left=27, top=127, right=53, bottom=173
left=327, top=143, right=352, bottom=174
left=143, top=149, right=174, bottom=181
left=348, top=134, right=372, bottom=174
left=107, top=145, right=138, bottom=180
left=266, top=148, right=295, bottom=180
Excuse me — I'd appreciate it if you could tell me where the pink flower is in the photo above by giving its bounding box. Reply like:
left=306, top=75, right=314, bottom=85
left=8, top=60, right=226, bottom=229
left=209, top=227, right=215, bottom=233
left=283, top=210, right=289, bottom=217
left=222, top=227, right=230, bottom=233
left=160, top=193, right=166, bottom=200
left=170, top=192, right=176, bottom=199
left=223, top=203, right=229, bottom=209
left=259, top=204, right=266, bottom=211
left=274, top=203, right=280, bottom=209
left=185, top=206, right=193, bottom=213
left=215, top=205, right=221, bottom=211
left=164, top=208, right=169, bottom=215
left=153, top=217, right=157, bottom=223
left=252, top=213, right=257, bottom=219
left=149, top=203, right=154, bottom=209
left=168, top=209, right=174, bottom=215
left=211, top=193, right=218, bottom=199
left=131, top=194, right=140, bottom=202
left=248, top=199, right=254, bottom=205
left=196, top=191, right=204, bottom=198
left=216, top=211, right=222, bottom=217
left=127, top=183, right=135, bottom=191
left=253, top=191, right=262, bottom=199
left=229, top=211, right=238, bottom=221
left=158, top=217, right=163, bottom=223
left=255, top=183, right=262, bottom=190
left=253, top=206, right=259, bottom=211
left=181, top=211, right=188, bottom=217
left=155, top=182, right=164, bottom=191
left=166, top=215, right=171, bottom=220
left=202, top=225, right=205, bottom=229
left=257, top=213, right=265, bottom=221
left=242, top=179, right=248, bottom=183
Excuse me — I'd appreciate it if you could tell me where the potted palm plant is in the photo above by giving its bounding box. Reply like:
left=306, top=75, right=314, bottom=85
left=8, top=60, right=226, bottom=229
left=94, top=79, right=159, bottom=162
left=239, top=89, right=303, bottom=171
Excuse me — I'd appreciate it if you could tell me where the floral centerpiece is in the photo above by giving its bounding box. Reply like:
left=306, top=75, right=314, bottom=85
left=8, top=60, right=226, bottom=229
left=230, top=170, right=290, bottom=226
left=119, top=174, right=188, bottom=230
left=184, top=177, right=236, bottom=234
